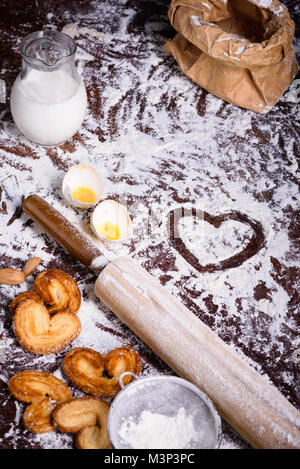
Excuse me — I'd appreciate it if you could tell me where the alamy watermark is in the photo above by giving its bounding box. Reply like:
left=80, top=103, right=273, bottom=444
left=115, top=195, right=207, bottom=242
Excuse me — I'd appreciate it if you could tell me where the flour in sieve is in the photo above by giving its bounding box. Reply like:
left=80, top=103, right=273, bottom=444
left=119, top=407, right=199, bottom=449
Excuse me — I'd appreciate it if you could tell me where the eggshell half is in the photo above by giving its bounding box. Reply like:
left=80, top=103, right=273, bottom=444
left=90, top=199, right=133, bottom=242
left=62, top=164, right=103, bottom=208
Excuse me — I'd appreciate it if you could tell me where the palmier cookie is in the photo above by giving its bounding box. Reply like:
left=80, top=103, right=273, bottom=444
left=63, top=347, right=141, bottom=398
left=53, top=397, right=110, bottom=449
left=8, top=370, right=72, bottom=433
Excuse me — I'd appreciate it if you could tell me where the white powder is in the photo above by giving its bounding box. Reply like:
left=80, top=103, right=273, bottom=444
left=119, top=407, right=198, bottom=449
left=191, top=15, right=214, bottom=28
left=178, top=217, right=252, bottom=265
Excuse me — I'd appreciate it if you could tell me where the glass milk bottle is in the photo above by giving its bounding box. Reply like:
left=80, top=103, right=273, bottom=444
left=10, top=30, right=87, bottom=146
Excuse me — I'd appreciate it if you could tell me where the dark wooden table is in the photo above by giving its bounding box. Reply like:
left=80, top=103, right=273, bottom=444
left=0, top=0, right=299, bottom=449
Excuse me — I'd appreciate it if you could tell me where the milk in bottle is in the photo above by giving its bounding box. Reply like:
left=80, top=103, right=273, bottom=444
left=10, top=30, right=87, bottom=146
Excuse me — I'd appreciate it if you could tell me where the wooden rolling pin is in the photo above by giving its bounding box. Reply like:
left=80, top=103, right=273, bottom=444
left=23, top=195, right=300, bottom=449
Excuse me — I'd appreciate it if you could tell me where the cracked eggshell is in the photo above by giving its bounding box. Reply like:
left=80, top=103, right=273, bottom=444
left=62, top=164, right=104, bottom=208
left=90, top=199, right=133, bottom=242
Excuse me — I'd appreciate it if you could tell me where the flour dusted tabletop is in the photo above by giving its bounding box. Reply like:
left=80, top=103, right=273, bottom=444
left=0, top=0, right=299, bottom=449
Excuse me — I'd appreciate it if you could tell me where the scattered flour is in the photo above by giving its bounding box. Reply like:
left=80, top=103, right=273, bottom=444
left=178, top=217, right=252, bottom=265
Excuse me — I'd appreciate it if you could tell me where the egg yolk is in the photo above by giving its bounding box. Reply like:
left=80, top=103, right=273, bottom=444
left=97, top=221, right=120, bottom=240
left=72, top=187, right=97, bottom=204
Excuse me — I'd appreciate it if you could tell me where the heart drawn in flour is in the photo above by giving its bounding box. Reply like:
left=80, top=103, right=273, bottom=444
left=167, top=208, right=265, bottom=273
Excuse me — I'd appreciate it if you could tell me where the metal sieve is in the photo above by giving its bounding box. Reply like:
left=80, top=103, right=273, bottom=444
left=107, top=373, right=222, bottom=449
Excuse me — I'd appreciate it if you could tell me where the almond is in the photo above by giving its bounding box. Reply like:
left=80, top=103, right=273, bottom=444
left=0, top=268, right=25, bottom=285
left=23, top=257, right=41, bottom=278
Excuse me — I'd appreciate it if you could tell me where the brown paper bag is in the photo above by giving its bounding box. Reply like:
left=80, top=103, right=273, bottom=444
left=164, top=0, right=298, bottom=113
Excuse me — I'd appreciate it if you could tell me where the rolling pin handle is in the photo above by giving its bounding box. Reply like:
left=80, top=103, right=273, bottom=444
left=22, top=194, right=108, bottom=270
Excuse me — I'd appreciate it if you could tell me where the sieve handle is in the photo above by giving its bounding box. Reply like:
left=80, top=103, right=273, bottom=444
left=119, top=372, right=139, bottom=389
